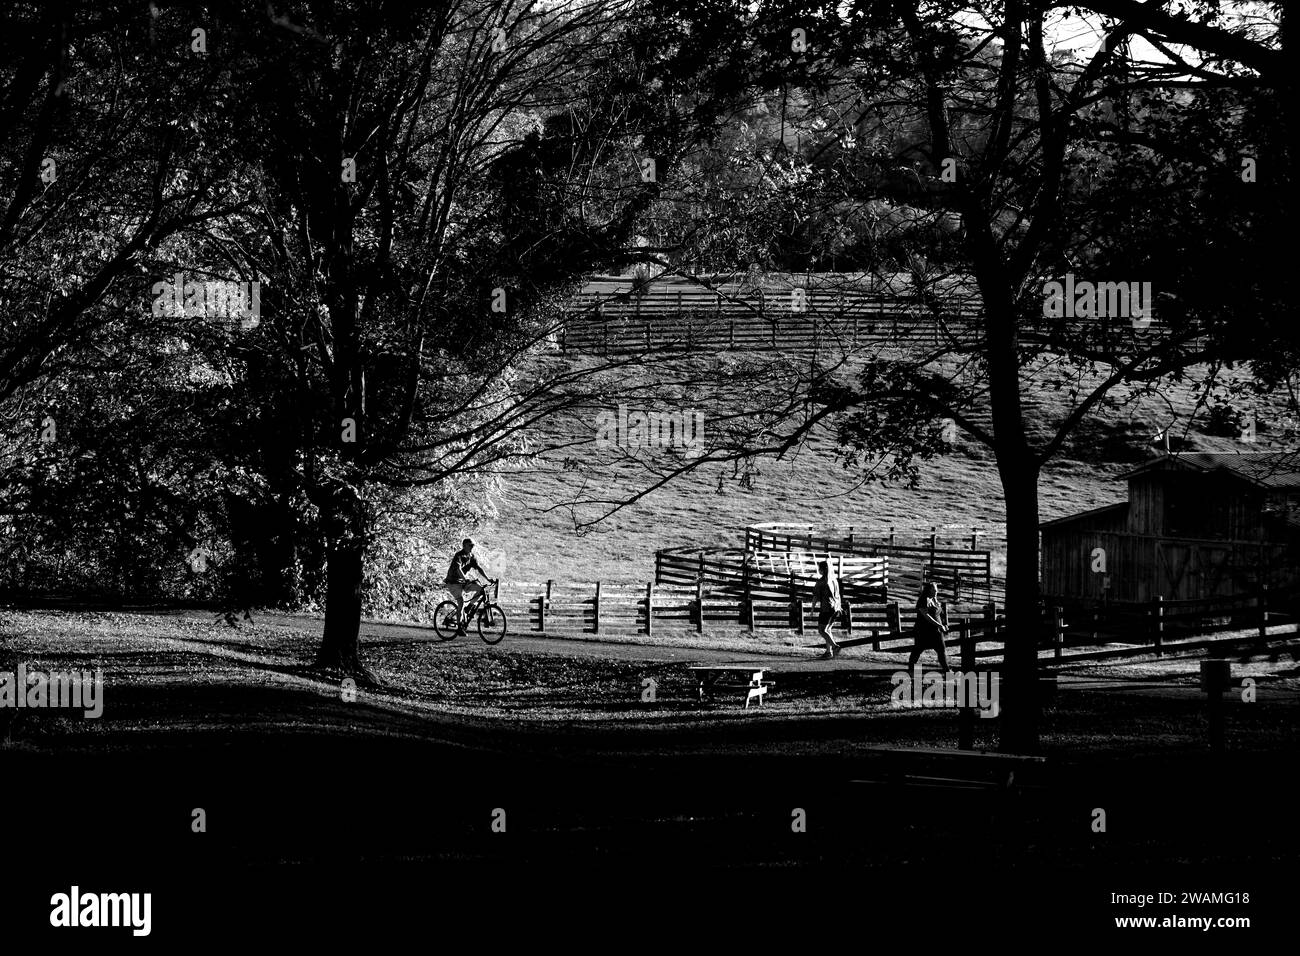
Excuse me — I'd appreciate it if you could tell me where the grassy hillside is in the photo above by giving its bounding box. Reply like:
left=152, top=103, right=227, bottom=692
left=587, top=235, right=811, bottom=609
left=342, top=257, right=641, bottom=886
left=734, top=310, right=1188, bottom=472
left=469, top=358, right=1291, bottom=588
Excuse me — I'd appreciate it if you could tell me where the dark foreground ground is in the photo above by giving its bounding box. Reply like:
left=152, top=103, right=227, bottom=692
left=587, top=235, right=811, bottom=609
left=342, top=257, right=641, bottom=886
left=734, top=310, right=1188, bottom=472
left=9, top=694, right=1294, bottom=944
left=3, top=607, right=1296, bottom=943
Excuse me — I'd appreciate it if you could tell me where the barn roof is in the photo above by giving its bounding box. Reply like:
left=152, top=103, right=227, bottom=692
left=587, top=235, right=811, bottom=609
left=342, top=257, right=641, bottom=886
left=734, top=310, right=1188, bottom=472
left=1121, top=452, right=1300, bottom=490
left=1039, top=501, right=1127, bottom=530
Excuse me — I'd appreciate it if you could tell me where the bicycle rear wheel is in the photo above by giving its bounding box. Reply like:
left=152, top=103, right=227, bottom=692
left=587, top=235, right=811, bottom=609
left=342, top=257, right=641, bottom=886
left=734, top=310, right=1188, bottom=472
left=433, top=600, right=462, bottom=641
left=477, top=603, right=508, bottom=644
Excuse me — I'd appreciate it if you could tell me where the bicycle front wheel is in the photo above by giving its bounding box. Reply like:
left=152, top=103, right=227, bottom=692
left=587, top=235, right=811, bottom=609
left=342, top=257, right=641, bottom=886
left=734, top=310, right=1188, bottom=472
left=478, top=603, right=508, bottom=644
left=433, top=600, right=461, bottom=641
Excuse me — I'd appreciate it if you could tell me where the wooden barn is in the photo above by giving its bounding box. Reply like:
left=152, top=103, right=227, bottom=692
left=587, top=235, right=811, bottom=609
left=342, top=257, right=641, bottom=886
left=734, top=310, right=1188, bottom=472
left=1040, top=452, right=1300, bottom=604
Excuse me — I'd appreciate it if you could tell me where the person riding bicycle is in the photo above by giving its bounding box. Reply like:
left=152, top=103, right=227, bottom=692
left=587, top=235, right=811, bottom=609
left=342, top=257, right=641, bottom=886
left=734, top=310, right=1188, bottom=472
left=445, top=537, right=490, bottom=635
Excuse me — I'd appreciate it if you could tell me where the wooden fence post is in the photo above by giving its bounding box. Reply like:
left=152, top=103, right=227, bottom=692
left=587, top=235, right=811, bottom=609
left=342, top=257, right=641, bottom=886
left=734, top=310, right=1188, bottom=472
left=788, top=572, right=802, bottom=633
left=984, top=602, right=997, bottom=640
left=1151, top=595, right=1164, bottom=655
left=889, top=526, right=896, bottom=548
left=696, top=580, right=704, bottom=633
left=1201, top=659, right=1230, bottom=753
left=1053, top=606, right=1064, bottom=661
left=1259, top=582, right=1269, bottom=640
left=594, top=580, right=602, bottom=634
left=535, top=593, right=545, bottom=633
left=959, top=619, right=975, bottom=750
left=740, top=561, right=752, bottom=629
left=644, top=582, right=654, bottom=637
left=843, top=600, right=853, bottom=634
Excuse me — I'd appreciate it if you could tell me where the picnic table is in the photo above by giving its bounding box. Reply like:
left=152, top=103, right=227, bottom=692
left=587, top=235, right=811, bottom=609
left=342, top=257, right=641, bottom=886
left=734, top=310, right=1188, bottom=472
left=688, top=664, right=773, bottom=708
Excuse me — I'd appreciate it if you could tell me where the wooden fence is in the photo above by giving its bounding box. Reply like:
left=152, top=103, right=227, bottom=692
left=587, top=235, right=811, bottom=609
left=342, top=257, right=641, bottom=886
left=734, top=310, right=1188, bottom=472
left=507, top=578, right=1010, bottom=657
left=654, top=547, right=888, bottom=601
left=744, top=523, right=998, bottom=606
left=561, top=289, right=984, bottom=353
left=557, top=286, right=1166, bottom=355
left=1042, top=589, right=1284, bottom=656
left=491, top=579, right=1293, bottom=670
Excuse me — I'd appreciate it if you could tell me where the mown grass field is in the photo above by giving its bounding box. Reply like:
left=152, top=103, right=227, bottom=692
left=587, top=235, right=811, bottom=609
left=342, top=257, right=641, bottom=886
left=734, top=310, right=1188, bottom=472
left=477, top=356, right=1289, bottom=588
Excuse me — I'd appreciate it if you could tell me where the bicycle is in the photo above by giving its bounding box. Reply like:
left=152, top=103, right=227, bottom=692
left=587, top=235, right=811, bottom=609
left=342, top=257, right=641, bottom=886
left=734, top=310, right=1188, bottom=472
left=434, top=578, right=508, bottom=645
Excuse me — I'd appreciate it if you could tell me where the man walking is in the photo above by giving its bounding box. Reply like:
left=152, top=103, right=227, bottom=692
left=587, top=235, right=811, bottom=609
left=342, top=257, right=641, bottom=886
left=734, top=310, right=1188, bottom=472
left=907, top=581, right=950, bottom=671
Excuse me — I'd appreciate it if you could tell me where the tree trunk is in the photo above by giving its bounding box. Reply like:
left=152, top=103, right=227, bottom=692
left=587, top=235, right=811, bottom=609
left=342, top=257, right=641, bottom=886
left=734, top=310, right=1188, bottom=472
left=998, top=456, right=1042, bottom=752
left=312, top=482, right=370, bottom=677
left=317, top=539, right=365, bottom=674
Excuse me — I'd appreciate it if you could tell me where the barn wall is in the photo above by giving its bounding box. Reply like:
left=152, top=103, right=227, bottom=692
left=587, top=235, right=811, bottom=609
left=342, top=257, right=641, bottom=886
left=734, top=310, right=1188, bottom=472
left=1041, top=529, right=1295, bottom=603
left=1130, top=468, right=1269, bottom=540
left=1225, top=485, right=1266, bottom=540
left=1126, top=474, right=1164, bottom=534
left=1047, top=464, right=1298, bottom=602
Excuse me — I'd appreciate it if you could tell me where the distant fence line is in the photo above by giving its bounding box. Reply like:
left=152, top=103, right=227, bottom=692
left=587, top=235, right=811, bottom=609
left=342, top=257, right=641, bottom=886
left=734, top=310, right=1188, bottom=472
left=557, top=286, right=1166, bottom=355
left=560, top=289, right=982, bottom=353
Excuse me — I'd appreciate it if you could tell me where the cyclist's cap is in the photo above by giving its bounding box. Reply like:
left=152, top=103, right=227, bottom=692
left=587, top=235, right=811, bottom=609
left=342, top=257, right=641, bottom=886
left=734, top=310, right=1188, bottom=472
left=462, top=537, right=475, bottom=549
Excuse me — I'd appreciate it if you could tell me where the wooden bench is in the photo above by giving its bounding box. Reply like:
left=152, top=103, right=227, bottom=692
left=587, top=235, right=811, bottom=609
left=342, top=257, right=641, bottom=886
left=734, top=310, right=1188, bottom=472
left=847, top=746, right=1048, bottom=791
left=688, top=665, right=773, bottom=708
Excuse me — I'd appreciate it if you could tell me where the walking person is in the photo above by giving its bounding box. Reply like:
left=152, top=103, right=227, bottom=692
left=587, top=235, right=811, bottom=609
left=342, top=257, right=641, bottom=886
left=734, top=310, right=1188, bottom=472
left=907, top=580, right=950, bottom=671
left=813, top=560, right=842, bottom=659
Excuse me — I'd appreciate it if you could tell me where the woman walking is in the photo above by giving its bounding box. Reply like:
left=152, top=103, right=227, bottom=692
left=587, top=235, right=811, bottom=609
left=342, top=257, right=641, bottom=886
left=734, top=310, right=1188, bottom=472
left=813, top=560, right=842, bottom=660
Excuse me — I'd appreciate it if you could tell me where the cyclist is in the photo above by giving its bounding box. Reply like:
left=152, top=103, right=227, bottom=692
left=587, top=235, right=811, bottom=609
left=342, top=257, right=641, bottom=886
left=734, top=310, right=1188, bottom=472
left=444, top=537, right=491, bottom=635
